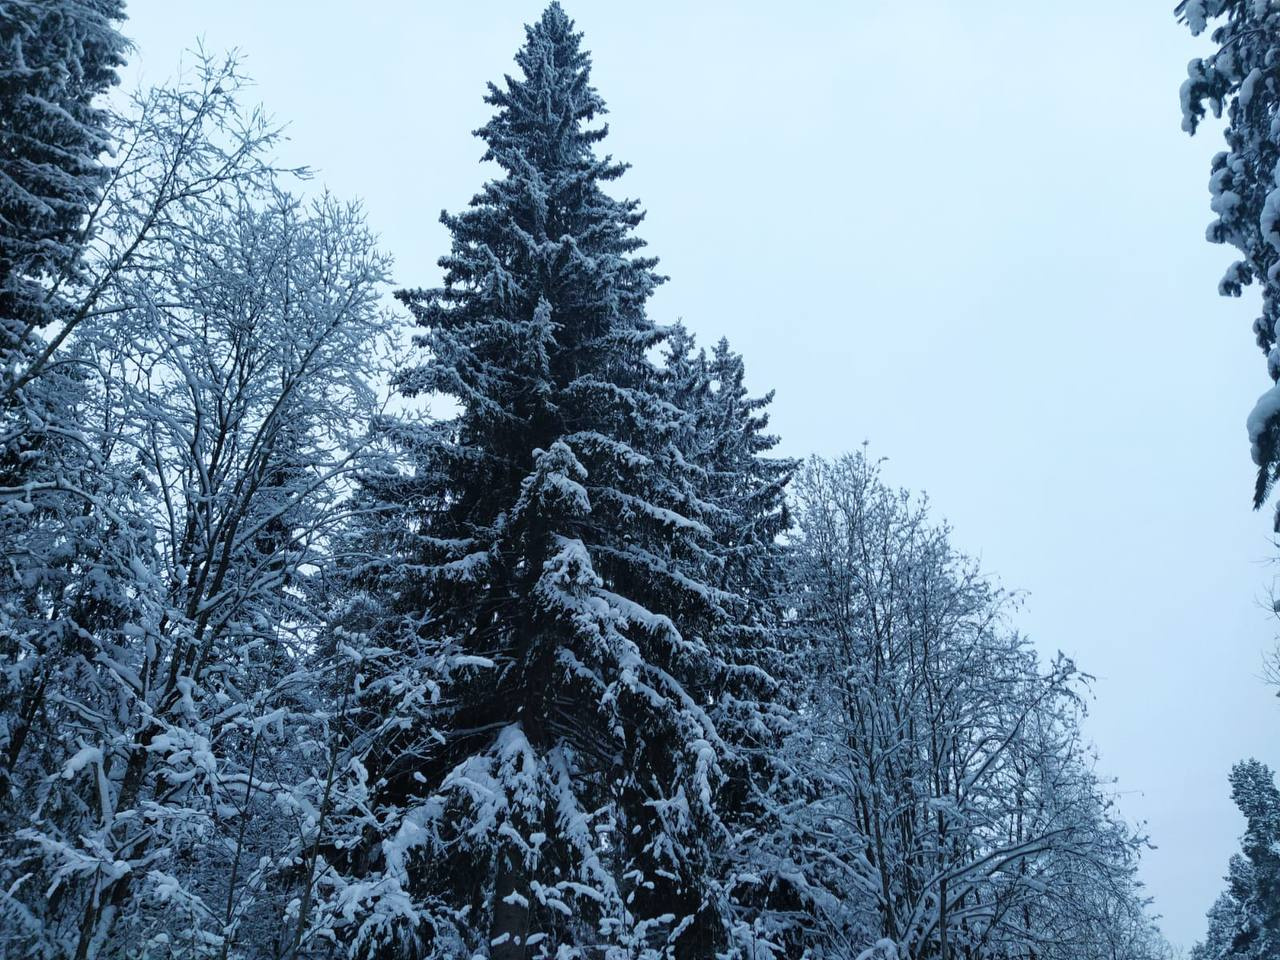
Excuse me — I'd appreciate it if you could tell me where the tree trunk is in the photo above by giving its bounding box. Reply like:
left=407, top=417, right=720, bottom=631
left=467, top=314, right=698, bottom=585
left=489, top=844, right=531, bottom=960
left=939, top=875, right=949, bottom=960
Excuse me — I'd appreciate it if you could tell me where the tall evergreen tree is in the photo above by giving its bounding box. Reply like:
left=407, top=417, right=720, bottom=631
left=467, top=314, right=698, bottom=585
left=1178, top=14, right=1280, bottom=958
left=341, top=7, right=753, bottom=956
left=661, top=326, right=806, bottom=953
left=0, top=0, right=128, bottom=798
left=1194, top=760, right=1280, bottom=960
left=0, top=0, right=127, bottom=359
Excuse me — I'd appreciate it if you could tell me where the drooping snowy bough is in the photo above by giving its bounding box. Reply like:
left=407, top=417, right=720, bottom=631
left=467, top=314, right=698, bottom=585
left=1179, top=0, right=1280, bottom=519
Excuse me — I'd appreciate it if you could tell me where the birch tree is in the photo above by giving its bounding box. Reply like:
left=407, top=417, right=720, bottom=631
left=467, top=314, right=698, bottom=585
left=784, top=452, right=1164, bottom=960
left=0, top=56, right=393, bottom=959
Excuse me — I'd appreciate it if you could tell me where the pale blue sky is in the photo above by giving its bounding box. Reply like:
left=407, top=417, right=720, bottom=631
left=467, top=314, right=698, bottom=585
left=121, top=1, right=1280, bottom=949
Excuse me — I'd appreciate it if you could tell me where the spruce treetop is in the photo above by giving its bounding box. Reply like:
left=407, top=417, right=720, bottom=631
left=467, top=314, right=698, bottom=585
left=481, top=3, right=608, bottom=170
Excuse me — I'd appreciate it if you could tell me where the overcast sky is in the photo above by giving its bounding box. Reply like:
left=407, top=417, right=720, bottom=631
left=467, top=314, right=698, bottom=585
left=120, top=1, right=1280, bottom=949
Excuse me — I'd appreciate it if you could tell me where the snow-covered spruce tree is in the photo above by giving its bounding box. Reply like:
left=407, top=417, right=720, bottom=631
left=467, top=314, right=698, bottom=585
left=1179, top=12, right=1280, bottom=957
left=1177, top=1, right=1280, bottom=517
left=339, top=7, right=754, bottom=957
left=661, top=325, right=808, bottom=954
left=663, top=329, right=793, bottom=623
left=1193, top=760, right=1280, bottom=960
left=1196, top=880, right=1252, bottom=960
left=0, top=0, right=127, bottom=356
left=0, top=0, right=129, bottom=798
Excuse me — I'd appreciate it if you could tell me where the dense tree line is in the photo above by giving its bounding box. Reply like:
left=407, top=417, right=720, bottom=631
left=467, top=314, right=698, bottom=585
left=0, top=3, right=1167, bottom=957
